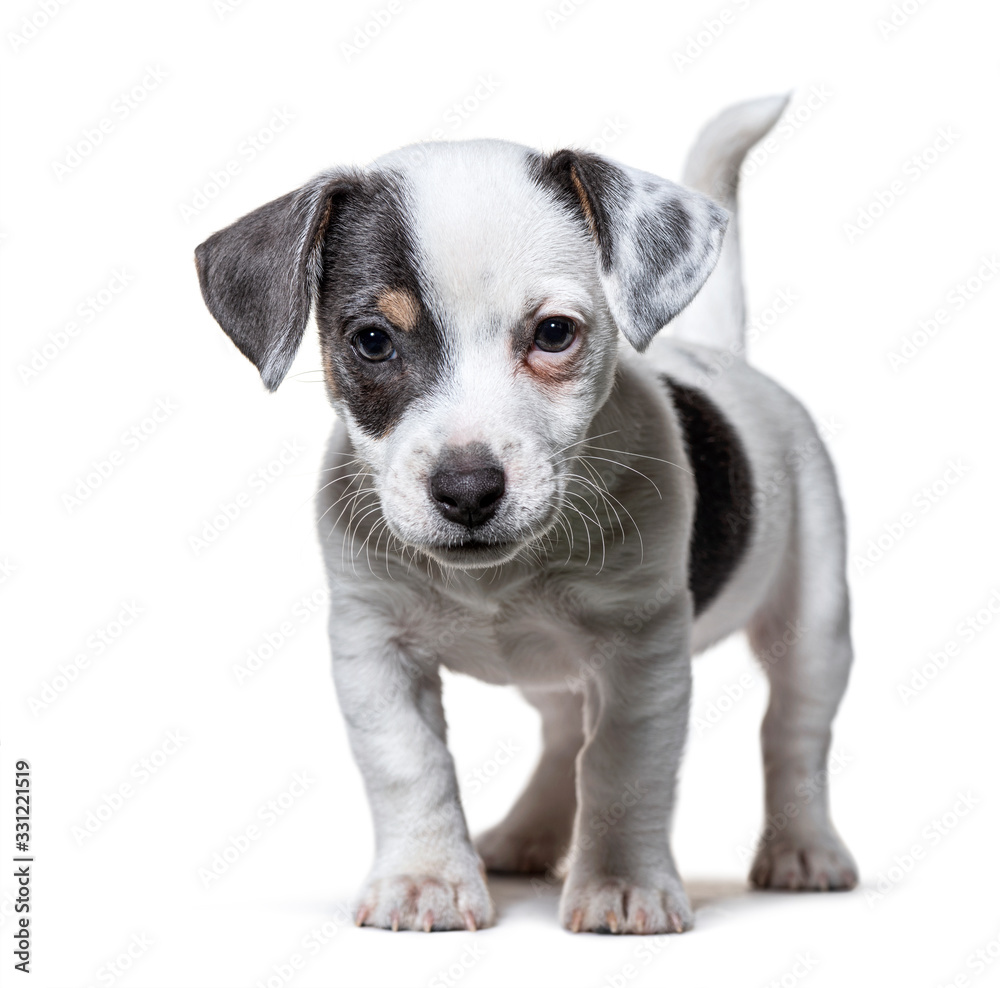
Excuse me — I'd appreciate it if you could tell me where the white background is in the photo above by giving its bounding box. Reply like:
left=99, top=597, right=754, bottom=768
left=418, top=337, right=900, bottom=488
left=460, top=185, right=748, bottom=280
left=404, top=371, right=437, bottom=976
left=2, top=0, right=999, bottom=985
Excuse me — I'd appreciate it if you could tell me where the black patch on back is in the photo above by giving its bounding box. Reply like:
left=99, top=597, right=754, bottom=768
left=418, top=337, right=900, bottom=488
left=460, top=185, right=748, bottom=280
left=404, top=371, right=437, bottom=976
left=315, top=171, right=447, bottom=439
left=662, top=375, right=754, bottom=614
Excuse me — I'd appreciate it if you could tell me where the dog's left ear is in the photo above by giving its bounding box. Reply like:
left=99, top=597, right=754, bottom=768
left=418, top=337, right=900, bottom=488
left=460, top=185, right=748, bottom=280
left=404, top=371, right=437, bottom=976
left=533, top=150, right=728, bottom=351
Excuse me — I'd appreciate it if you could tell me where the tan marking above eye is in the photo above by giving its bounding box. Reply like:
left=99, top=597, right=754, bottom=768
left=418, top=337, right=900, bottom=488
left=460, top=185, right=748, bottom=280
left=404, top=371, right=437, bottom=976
left=569, top=165, right=598, bottom=241
left=376, top=287, right=420, bottom=332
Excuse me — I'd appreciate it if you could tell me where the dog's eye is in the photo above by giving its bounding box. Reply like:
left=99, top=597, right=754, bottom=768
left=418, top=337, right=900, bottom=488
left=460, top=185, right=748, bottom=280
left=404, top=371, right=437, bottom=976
left=352, top=328, right=397, bottom=362
left=533, top=317, right=577, bottom=353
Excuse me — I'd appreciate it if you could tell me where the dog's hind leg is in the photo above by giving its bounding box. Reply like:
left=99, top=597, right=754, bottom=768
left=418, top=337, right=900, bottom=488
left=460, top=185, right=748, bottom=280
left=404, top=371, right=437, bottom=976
left=747, top=440, right=858, bottom=891
left=475, top=688, right=583, bottom=874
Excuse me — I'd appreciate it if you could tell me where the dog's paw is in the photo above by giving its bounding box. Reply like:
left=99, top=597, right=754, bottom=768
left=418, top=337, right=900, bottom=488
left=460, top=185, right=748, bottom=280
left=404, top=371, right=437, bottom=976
left=750, top=831, right=858, bottom=891
left=559, top=875, right=693, bottom=935
left=475, top=823, right=568, bottom=874
left=354, top=871, right=494, bottom=932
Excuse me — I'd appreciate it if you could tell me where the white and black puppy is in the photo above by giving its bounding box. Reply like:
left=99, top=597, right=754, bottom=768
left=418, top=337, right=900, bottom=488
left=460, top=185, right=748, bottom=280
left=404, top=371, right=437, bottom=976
left=195, top=95, right=858, bottom=935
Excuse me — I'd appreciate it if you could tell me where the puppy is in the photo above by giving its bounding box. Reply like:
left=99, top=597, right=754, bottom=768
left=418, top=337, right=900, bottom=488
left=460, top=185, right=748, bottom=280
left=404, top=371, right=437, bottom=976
left=195, top=95, right=858, bottom=935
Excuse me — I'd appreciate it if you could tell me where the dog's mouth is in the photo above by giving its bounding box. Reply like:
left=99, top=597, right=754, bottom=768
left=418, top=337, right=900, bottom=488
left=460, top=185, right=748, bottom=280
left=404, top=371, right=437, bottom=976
left=422, top=493, right=568, bottom=568
left=406, top=509, right=559, bottom=570
left=420, top=535, right=529, bottom=569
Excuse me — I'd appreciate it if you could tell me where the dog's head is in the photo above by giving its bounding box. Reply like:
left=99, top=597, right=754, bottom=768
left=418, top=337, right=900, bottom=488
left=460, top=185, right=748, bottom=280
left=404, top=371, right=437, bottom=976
left=195, top=140, right=726, bottom=569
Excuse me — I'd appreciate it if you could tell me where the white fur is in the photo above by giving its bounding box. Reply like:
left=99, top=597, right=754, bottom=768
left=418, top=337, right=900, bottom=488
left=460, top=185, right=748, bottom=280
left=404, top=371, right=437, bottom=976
left=317, top=97, right=857, bottom=935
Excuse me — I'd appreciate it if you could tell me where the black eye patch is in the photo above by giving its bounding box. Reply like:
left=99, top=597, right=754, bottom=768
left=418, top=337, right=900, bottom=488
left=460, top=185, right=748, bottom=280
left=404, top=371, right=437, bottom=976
left=315, top=172, right=447, bottom=439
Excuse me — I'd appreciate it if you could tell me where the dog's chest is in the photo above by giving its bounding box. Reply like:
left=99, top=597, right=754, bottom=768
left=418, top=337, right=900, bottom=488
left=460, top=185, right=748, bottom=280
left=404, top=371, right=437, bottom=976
left=430, top=576, right=598, bottom=687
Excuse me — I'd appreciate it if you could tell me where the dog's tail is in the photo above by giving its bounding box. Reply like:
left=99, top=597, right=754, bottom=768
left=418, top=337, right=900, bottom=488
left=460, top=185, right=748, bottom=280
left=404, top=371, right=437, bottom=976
left=668, top=94, right=790, bottom=355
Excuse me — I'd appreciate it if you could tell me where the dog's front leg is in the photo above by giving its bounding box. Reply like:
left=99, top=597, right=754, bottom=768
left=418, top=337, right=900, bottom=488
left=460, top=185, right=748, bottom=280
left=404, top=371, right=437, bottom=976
left=561, top=601, right=694, bottom=935
left=332, top=636, right=493, bottom=932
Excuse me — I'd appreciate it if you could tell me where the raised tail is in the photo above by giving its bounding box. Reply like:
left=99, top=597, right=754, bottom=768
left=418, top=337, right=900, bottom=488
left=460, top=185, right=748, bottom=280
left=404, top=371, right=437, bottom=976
left=668, top=94, right=790, bottom=355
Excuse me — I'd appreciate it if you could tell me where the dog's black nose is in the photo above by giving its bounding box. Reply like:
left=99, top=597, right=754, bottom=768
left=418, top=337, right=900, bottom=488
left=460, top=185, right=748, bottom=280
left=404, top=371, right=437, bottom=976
left=430, top=463, right=506, bottom=528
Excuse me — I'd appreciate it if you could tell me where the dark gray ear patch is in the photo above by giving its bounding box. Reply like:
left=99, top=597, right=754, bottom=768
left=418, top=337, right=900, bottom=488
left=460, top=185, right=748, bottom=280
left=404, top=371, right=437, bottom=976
left=528, top=147, right=728, bottom=351
left=195, top=169, right=360, bottom=391
left=634, top=195, right=694, bottom=280
left=528, top=149, right=631, bottom=273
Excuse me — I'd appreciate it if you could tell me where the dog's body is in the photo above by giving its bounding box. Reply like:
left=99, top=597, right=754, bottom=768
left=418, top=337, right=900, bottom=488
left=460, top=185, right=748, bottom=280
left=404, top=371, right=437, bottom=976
left=196, top=95, right=858, bottom=935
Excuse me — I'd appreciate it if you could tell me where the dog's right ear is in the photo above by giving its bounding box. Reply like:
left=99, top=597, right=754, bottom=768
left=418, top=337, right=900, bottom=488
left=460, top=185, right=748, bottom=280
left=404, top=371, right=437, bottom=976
left=530, top=150, right=728, bottom=353
left=194, top=169, right=359, bottom=391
